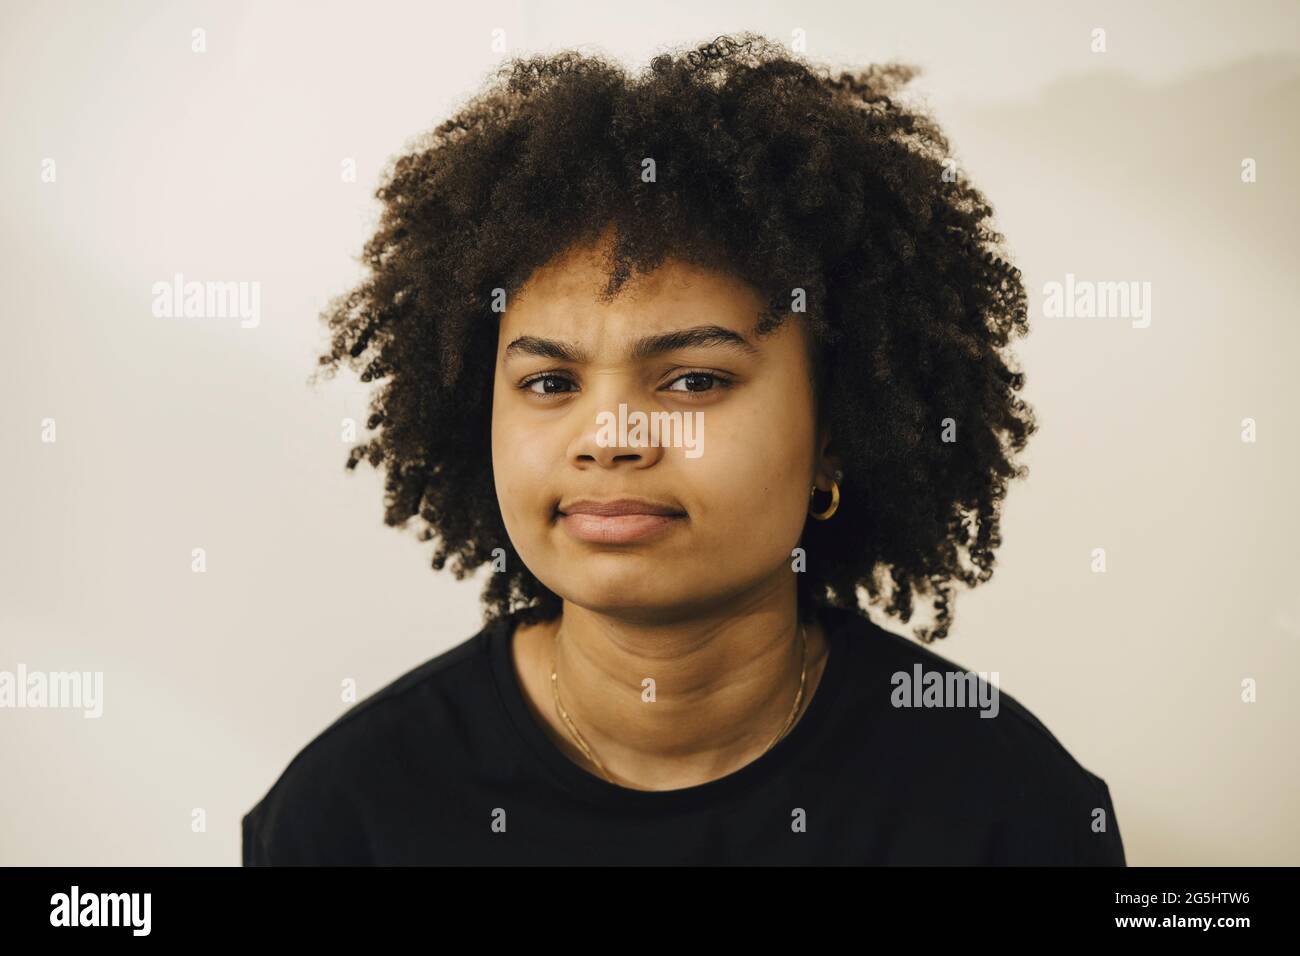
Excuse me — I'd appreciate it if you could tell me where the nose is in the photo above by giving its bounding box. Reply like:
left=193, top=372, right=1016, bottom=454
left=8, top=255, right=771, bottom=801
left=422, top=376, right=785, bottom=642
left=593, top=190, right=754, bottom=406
left=567, top=399, right=667, bottom=470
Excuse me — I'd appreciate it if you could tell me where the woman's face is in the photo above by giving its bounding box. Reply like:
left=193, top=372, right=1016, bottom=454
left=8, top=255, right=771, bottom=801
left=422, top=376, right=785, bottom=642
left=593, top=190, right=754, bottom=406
left=491, top=237, right=829, bottom=624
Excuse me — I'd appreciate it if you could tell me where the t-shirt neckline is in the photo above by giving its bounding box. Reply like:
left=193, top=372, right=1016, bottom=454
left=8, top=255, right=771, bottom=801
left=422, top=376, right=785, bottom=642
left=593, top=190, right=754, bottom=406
left=487, top=603, right=852, bottom=810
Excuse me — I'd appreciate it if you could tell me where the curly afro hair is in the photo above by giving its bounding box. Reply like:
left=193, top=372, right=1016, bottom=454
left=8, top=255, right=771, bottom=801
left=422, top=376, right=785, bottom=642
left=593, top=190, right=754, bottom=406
left=311, top=32, right=1036, bottom=644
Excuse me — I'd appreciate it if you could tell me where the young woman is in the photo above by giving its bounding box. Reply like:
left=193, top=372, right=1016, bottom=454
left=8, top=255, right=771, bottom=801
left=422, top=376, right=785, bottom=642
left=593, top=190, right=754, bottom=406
left=243, top=33, right=1125, bottom=865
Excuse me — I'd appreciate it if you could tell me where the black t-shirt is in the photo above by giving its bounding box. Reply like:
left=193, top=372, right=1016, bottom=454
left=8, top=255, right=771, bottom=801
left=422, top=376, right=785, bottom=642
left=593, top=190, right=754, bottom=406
left=242, top=604, right=1126, bottom=865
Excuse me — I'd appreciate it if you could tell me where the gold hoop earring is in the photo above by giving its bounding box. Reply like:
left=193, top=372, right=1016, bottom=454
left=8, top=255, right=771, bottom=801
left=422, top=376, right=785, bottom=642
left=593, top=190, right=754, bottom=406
left=809, top=478, right=840, bottom=521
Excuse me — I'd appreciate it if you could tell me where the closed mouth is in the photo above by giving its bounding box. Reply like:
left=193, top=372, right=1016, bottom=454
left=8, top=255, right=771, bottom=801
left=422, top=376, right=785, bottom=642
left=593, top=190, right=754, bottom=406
left=556, top=498, right=686, bottom=518
left=553, top=498, right=687, bottom=545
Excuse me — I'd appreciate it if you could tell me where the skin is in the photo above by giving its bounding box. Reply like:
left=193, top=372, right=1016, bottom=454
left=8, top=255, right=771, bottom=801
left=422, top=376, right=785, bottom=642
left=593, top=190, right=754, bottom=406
left=490, top=228, right=843, bottom=791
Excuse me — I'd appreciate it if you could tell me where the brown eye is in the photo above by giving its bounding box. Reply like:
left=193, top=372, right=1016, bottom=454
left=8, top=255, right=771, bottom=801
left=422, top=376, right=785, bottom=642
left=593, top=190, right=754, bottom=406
left=664, top=371, right=732, bottom=393
left=522, top=373, right=576, bottom=395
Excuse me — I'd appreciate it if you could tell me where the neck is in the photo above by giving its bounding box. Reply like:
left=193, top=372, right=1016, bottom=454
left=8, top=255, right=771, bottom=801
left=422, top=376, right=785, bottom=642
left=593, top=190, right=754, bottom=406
left=513, top=583, right=830, bottom=791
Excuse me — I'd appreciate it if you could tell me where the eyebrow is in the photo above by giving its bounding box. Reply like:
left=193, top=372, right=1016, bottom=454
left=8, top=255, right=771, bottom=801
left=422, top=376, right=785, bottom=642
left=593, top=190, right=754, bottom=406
left=503, top=324, right=760, bottom=363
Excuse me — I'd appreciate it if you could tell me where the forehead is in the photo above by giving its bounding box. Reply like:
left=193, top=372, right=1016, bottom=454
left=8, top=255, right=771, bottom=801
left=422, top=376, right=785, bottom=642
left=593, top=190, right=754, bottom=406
left=501, top=240, right=767, bottom=344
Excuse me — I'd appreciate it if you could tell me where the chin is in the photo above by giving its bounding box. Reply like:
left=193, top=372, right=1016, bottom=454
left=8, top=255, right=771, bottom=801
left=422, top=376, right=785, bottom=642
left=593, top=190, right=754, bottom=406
left=553, top=571, right=698, bottom=619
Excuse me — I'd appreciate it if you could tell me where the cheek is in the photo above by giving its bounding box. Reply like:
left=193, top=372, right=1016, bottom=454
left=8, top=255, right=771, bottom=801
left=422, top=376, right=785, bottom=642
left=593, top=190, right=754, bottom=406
left=492, top=404, right=555, bottom=526
left=692, top=400, right=813, bottom=546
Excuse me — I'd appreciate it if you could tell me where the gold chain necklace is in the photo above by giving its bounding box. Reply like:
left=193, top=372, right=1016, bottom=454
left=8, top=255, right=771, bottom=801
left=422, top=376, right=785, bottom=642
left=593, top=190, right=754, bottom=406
left=549, top=621, right=809, bottom=786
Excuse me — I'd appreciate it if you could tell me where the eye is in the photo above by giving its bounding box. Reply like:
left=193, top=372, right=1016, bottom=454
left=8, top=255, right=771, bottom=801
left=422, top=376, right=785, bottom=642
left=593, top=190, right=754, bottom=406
left=663, top=371, right=733, bottom=394
left=519, top=372, right=577, bottom=396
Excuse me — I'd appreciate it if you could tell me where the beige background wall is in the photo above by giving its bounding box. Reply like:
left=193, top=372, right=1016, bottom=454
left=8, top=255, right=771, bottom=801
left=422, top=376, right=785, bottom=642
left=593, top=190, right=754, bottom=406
left=1, top=0, right=1296, bottom=865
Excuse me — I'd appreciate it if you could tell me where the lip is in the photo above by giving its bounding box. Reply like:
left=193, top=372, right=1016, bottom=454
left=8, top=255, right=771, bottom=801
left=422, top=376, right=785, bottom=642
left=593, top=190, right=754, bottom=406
left=558, top=498, right=685, bottom=517
left=556, top=498, right=686, bottom=544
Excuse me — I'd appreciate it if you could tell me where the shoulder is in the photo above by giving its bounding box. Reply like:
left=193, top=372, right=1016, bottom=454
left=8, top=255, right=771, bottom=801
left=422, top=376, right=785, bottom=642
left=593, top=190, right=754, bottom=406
left=242, top=623, right=492, bottom=865
left=827, top=606, right=1126, bottom=865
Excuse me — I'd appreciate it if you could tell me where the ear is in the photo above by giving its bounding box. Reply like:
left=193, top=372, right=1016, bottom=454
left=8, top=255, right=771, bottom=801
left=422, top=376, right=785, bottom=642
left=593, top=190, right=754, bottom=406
left=813, top=424, right=844, bottom=492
